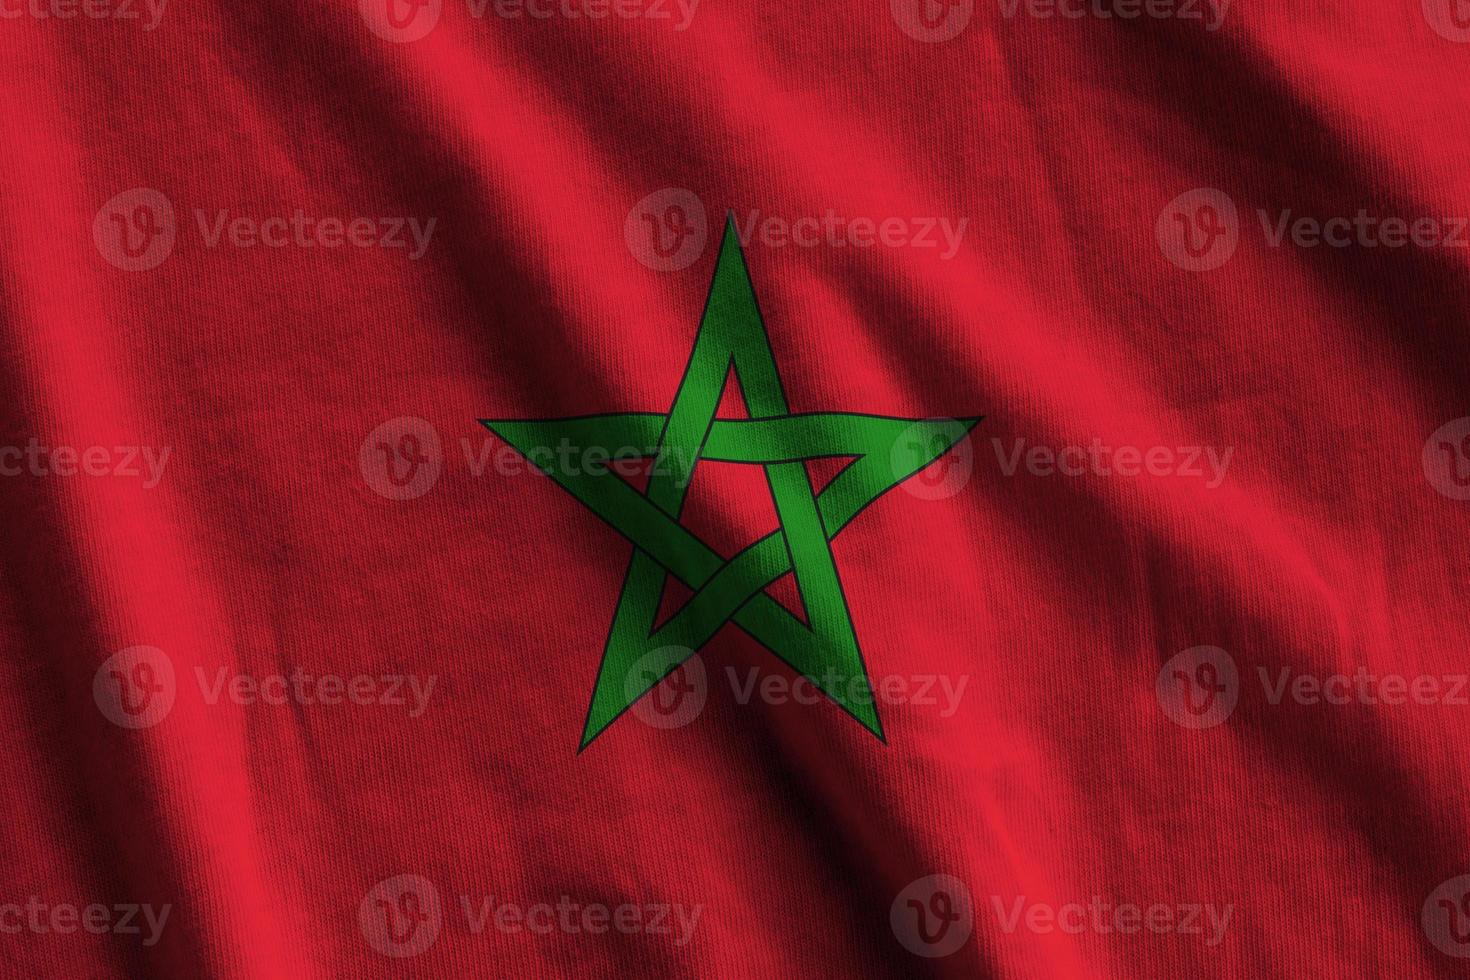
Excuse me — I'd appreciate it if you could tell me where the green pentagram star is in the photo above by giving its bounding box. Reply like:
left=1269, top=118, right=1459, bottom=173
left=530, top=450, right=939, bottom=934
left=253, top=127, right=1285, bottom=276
left=483, top=217, right=980, bottom=749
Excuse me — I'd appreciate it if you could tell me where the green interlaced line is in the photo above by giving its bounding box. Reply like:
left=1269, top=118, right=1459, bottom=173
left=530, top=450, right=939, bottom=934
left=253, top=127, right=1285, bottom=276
left=483, top=218, right=980, bottom=749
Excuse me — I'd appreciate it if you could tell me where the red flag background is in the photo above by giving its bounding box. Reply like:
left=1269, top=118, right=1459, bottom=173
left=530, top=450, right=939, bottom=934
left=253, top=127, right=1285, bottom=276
left=2, top=0, right=1469, bottom=976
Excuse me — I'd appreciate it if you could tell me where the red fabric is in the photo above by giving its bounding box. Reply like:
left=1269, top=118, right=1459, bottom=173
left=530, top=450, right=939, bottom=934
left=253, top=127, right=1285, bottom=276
left=2, top=2, right=1469, bottom=977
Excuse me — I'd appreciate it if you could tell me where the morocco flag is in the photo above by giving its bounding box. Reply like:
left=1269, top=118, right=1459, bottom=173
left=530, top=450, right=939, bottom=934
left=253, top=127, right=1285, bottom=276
left=3, top=1, right=1470, bottom=977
